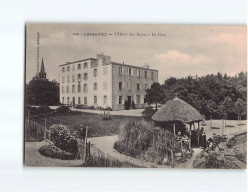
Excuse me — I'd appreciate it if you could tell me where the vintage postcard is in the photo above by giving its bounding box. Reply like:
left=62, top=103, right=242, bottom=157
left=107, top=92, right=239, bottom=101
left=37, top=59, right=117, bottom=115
left=25, top=24, right=247, bottom=168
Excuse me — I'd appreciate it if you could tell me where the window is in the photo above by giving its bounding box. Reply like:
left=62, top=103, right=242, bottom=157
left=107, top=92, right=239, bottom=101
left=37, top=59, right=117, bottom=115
left=62, top=76, right=65, bottom=83
left=77, top=74, right=81, bottom=81
left=137, top=69, right=141, bottom=77
left=103, top=96, right=107, bottom=104
left=119, top=96, right=123, bottom=104
left=62, top=67, right=65, bottom=73
left=128, top=68, right=132, bottom=76
left=83, top=62, right=88, bottom=69
left=94, top=96, right=97, bottom=104
left=78, top=84, right=81, bottom=93
left=67, top=66, right=70, bottom=72
left=93, top=68, right=98, bottom=77
left=127, top=83, right=132, bottom=90
left=145, top=71, right=147, bottom=78
left=72, top=75, right=75, bottom=82
left=119, top=82, right=122, bottom=90
left=151, top=72, right=154, bottom=80
left=136, top=95, right=141, bottom=104
left=103, top=67, right=108, bottom=75
left=72, top=85, right=75, bottom=93
left=78, top=97, right=81, bottom=105
left=84, top=84, right=88, bottom=92
left=84, top=97, right=87, bottom=105
left=66, top=85, right=69, bottom=93
left=62, top=97, right=64, bottom=104
left=77, top=64, right=81, bottom=70
left=137, top=84, right=140, bottom=90
left=119, top=67, right=123, bottom=75
left=61, top=86, right=64, bottom=93
left=67, top=75, right=70, bottom=83
left=94, top=83, right=98, bottom=90
left=67, top=97, right=70, bottom=105
left=83, top=73, right=88, bottom=80
left=103, top=82, right=107, bottom=90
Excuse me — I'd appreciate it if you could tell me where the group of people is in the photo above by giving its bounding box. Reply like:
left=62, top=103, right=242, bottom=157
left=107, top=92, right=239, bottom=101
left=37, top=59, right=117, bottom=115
left=176, top=127, right=207, bottom=149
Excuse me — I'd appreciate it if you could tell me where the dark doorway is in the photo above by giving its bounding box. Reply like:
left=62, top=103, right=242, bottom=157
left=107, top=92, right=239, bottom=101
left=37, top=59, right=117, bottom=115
left=73, top=97, right=75, bottom=107
left=127, top=96, right=132, bottom=109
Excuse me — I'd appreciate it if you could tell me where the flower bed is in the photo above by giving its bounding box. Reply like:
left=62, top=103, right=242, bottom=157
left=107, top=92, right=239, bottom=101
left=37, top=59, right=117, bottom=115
left=39, top=144, right=78, bottom=160
left=49, top=124, right=78, bottom=154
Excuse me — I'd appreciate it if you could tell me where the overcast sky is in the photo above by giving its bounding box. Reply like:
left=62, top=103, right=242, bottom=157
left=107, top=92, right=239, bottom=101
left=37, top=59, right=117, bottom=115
left=26, top=24, right=246, bottom=83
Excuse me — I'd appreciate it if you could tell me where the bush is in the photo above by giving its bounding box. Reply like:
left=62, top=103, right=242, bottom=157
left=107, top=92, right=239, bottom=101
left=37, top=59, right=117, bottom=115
left=39, top=144, right=78, bottom=160
left=104, top=107, right=112, bottom=111
left=142, top=106, right=156, bottom=119
left=37, top=105, right=51, bottom=114
left=56, top=105, right=71, bottom=113
left=49, top=124, right=78, bottom=154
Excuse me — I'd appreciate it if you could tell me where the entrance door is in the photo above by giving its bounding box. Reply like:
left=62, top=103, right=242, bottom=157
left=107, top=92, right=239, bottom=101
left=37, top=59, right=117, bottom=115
left=73, top=97, right=75, bottom=107
left=127, top=96, right=132, bottom=109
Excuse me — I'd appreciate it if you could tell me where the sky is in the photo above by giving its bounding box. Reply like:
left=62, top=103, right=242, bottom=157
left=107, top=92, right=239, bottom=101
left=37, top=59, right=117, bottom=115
left=26, top=24, right=247, bottom=83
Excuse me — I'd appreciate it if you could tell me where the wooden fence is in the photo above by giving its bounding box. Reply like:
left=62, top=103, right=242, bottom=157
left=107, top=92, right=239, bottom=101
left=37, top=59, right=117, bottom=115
left=25, top=119, right=46, bottom=141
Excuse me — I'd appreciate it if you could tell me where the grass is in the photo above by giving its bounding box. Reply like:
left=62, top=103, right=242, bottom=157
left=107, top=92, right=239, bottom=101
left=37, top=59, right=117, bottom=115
left=31, top=111, right=142, bottom=138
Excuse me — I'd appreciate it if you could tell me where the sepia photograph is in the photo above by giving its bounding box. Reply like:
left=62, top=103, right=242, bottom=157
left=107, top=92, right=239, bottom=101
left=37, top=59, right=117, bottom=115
left=24, top=23, right=247, bottom=169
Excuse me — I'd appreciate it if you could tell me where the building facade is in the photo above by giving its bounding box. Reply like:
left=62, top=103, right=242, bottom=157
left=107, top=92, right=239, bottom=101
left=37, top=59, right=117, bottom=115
left=59, top=54, right=158, bottom=110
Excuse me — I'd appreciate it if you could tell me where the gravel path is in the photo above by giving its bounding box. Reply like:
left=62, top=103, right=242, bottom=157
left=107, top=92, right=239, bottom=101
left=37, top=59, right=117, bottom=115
left=24, top=141, right=83, bottom=167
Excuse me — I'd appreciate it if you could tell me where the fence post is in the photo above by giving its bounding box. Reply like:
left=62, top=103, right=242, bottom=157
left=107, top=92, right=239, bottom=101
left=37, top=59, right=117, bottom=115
left=44, top=115, right=47, bottom=140
left=27, top=109, right=30, bottom=124
left=84, top=126, right=88, bottom=162
left=88, top=141, right=91, bottom=158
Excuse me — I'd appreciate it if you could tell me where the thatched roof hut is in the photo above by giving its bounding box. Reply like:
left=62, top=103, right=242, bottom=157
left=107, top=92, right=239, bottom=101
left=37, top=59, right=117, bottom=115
left=152, top=97, right=203, bottom=123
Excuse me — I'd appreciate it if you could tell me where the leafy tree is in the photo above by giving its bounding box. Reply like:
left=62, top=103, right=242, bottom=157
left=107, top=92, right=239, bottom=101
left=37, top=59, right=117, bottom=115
left=233, top=98, right=247, bottom=125
left=26, top=78, right=59, bottom=106
left=146, top=82, right=164, bottom=110
left=161, top=72, right=247, bottom=120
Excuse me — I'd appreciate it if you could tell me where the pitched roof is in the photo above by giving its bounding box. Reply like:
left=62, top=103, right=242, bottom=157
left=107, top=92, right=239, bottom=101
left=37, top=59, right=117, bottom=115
left=152, top=97, right=203, bottom=123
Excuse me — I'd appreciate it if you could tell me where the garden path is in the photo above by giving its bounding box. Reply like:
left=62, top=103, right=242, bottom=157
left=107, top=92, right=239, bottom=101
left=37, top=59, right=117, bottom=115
left=24, top=141, right=83, bottom=167
left=88, top=135, right=171, bottom=168
left=176, top=148, right=202, bottom=169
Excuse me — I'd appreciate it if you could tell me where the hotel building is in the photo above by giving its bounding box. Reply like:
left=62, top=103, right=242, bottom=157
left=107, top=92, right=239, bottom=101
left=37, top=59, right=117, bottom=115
left=59, top=54, right=158, bottom=110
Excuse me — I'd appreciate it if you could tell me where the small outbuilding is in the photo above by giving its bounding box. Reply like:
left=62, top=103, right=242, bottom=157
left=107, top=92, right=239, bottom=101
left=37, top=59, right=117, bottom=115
left=152, top=97, right=204, bottom=148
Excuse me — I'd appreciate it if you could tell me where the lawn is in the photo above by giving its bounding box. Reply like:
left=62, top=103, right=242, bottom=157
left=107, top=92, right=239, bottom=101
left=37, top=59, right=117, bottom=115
left=30, top=111, right=143, bottom=138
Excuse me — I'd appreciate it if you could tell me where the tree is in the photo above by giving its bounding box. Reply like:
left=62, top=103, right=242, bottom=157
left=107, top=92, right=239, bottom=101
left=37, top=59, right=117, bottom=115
left=206, top=100, right=217, bottom=130
left=222, top=97, right=234, bottom=126
left=217, top=103, right=227, bottom=135
left=233, top=98, right=247, bottom=126
left=145, top=82, right=164, bottom=110
left=26, top=78, right=59, bottom=106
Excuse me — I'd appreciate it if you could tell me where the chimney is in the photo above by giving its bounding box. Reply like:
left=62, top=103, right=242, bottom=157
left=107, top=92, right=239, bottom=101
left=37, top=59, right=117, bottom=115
left=143, top=63, right=149, bottom=69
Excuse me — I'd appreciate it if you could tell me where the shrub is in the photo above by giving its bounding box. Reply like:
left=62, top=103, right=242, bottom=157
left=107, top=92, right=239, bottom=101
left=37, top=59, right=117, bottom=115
left=37, top=105, right=51, bottom=114
left=49, top=124, right=78, bottom=154
left=39, top=144, right=78, bottom=160
left=104, top=107, right=112, bottom=111
left=56, top=105, right=71, bottom=113
left=142, top=106, right=156, bottom=119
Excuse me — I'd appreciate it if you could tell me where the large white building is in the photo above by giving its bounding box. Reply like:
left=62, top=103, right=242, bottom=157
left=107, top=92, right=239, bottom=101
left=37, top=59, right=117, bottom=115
left=59, top=54, right=158, bottom=110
